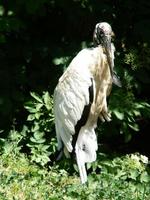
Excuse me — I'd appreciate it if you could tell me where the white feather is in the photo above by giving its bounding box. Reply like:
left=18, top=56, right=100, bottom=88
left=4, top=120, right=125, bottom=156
left=54, top=42, right=114, bottom=183
left=75, top=126, right=97, bottom=183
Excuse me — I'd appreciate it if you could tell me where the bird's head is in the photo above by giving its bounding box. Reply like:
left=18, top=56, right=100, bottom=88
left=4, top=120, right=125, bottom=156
left=93, top=22, right=121, bottom=87
left=93, top=22, right=114, bottom=47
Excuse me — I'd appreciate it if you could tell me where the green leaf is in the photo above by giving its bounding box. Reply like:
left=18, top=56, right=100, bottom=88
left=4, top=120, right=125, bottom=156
left=27, top=114, right=35, bottom=121
left=36, top=103, right=43, bottom=111
left=52, top=56, right=70, bottom=65
left=30, top=137, right=38, bottom=143
left=24, top=101, right=37, bottom=113
left=133, top=110, right=141, bottom=116
left=31, top=123, right=40, bottom=132
left=30, top=137, right=46, bottom=144
left=41, top=145, right=50, bottom=151
left=0, top=5, right=4, bottom=16
left=135, top=102, right=150, bottom=109
left=113, top=110, right=124, bottom=120
left=35, top=112, right=42, bottom=120
left=43, top=92, right=52, bottom=110
left=30, top=92, right=43, bottom=103
left=24, top=106, right=37, bottom=113
left=33, top=131, right=44, bottom=140
left=129, top=169, right=139, bottom=180
left=124, top=132, right=132, bottom=143
left=140, top=171, right=150, bottom=183
left=128, top=123, right=139, bottom=131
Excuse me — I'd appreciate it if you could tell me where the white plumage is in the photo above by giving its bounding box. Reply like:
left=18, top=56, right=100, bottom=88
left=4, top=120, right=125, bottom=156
left=54, top=22, right=118, bottom=183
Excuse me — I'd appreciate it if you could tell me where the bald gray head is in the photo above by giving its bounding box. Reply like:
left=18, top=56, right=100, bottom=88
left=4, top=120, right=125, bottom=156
left=93, top=22, right=121, bottom=87
left=93, top=22, right=114, bottom=47
left=93, top=22, right=114, bottom=79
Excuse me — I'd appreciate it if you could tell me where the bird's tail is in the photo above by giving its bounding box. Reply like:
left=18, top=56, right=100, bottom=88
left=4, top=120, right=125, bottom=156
left=75, top=127, right=98, bottom=184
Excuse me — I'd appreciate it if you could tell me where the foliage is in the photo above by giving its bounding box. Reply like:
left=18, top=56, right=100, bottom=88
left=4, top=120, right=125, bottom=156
left=22, top=91, right=56, bottom=166
left=98, top=46, right=150, bottom=144
left=0, top=0, right=150, bottom=146
left=20, top=87, right=150, bottom=167
left=109, top=90, right=150, bottom=142
left=0, top=134, right=150, bottom=200
left=0, top=0, right=150, bottom=132
left=0, top=1, right=150, bottom=198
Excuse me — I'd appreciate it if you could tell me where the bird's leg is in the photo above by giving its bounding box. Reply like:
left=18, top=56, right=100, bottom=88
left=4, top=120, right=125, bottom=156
left=56, top=149, right=64, bottom=161
left=99, top=97, right=111, bottom=122
left=99, top=111, right=111, bottom=122
left=64, top=146, right=71, bottom=158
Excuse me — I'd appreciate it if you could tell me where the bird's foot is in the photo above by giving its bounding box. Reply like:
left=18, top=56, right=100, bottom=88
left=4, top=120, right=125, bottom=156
left=99, top=111, right=111, bottom=122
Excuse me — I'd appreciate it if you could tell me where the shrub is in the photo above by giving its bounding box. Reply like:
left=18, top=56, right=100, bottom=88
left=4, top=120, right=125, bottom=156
left=22, top=91, right=57, bottom=166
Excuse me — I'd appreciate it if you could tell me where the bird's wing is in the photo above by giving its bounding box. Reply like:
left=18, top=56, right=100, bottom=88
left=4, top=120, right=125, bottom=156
left=54, top=53, right=94, bottom=154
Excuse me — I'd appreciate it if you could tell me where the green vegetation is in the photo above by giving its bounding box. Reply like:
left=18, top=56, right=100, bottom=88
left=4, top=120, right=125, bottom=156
left=0, top=132, right=150, bottom=200
left=0, top=1, right=150, bottom=199
left=24, top=92, right=56, bottom=166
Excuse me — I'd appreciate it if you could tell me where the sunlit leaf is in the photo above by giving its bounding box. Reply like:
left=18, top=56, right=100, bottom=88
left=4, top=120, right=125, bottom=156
left=128, top=123, right=139, bottom=131
left=35, top=112, right=42, bottom=119
left=30, top=137, right=45, bottom=144
left=24, top=101, right=36, bottom=113
left=129, top=169, right=139, bottom=180
left=140, top=171, right=150, bottom=183
left=27, top=114, right=35, bottom=121
left=36, top=103, right=43, bottom=111
left=43, top=92, right=52, bottom=110
left=30, top=92, right=43, bottom=103
left=31, top=123, right=40, bottom=132
left=33, top=131, right=44, bottom=140
left=113, top=110, right=124, bottom=120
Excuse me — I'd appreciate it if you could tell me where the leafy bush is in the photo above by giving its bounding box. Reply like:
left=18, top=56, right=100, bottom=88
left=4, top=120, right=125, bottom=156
left=21, top=83, right=150, bottom=167
left=109, top=89, right=150, bottom=142
left=0, top=137, right=150, bottom=200
left=0, top=1, right=150, bottom=160
left=22, top=91, right=57, bottom=166
left=98, top=46, right=150, bottom=144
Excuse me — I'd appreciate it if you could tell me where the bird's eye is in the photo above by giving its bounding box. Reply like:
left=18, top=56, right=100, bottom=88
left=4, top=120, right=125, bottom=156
left=99, top=30, right=104, bottom=36
left=97, top=27, right=104, bottom=36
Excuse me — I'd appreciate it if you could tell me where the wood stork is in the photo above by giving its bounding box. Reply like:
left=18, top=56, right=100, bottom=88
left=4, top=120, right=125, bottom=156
left=54, top=22, right=121, bottom=184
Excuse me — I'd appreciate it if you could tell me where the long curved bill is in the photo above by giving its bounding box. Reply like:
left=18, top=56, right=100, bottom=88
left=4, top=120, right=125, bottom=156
left=103, top=35, right=122, bottom=87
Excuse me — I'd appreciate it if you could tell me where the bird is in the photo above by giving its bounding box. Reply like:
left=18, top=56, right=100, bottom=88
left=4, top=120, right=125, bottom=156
left=53, top=22, right=121, bottom=184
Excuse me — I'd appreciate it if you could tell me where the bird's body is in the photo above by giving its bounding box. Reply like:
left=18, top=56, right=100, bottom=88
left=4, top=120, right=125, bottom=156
left=54, top=22, right=120, bottom=183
